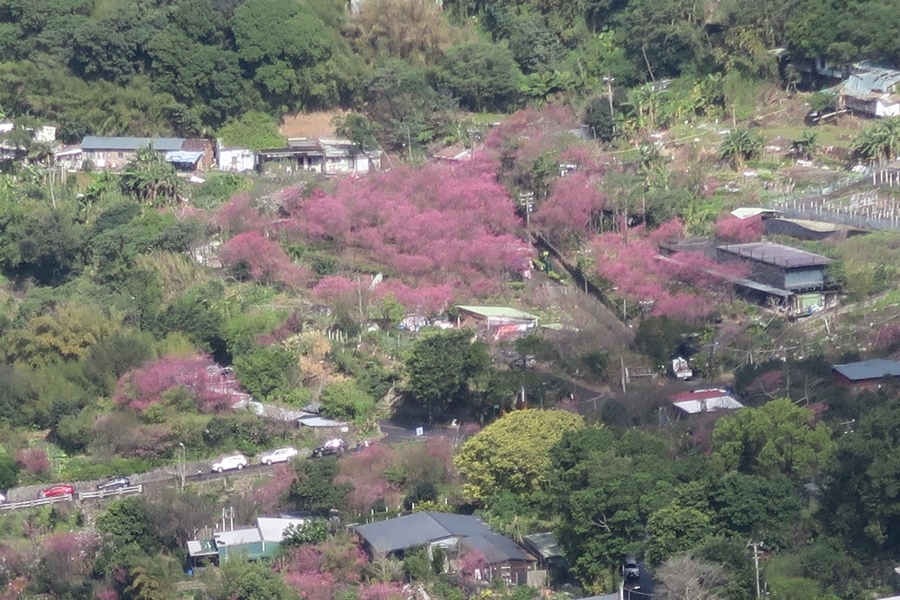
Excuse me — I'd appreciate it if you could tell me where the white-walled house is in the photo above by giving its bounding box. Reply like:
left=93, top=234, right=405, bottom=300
left=215, top=139, right=257, bottom=172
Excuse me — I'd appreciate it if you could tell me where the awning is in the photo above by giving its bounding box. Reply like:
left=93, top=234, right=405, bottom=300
left=165, top=150, right=204, bottom=164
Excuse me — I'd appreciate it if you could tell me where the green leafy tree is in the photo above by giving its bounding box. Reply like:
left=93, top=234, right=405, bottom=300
left=455, top=409, right=584, bottom=503
left=97, top=497, right=160, bottom=551
left=233, top=344, right=298, bottom=401
left=232, top=0, right=335, bottom=108
left=645, top=502, right=715, bottom=565
left=281, top=520, right=328, bottom=550
left=719, top=128, right=763, bottom=170
left=0, top=451, right=20, bottom=490
left=441, top=41, right=522, bottom=112
left=547, top=427, right=675, bottom=591
left=0, top=201, right=84, bottom=286
left=333, top=113, right=377, bottom=151
left=227, top=561, right=295, bottom=600
left=404, top=329, right=491, bottom=422
left=711, top=398, right=833, bottom=481
left=288, top=457, right=351, bottom=515
left=819, top=401, right=900, bottom=552
left=365, top=59, right=455, bottom=152
left=584, top=95, right=616, bottom=142
left=320, top=380, right=375, bottom=423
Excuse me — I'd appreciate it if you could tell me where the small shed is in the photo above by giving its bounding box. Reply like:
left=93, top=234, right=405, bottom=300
left=189, top=516, right=308, bottom=564
left=670, top=389, right=744, bottom=415
left=215, top=139, right=257, bottom=172
left=838, top=62, right=900, bottom=118
left=832, top=358, right=900, bottom=390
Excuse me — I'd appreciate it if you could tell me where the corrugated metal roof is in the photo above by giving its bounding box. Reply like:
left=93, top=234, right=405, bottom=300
left=257, top=517, right=307, bottom=542
left=214, top=527, right=260, bottom=546
left=730, top=207, right=778, bottom=219
left=456, top=306, right=537, bottom=320
left=718, top=241, right=832, bottom=268
left=833, top=358, right=900, bottom=381
left=842, top=62, right=900, bottom=97
left=82, top=136, right=185, bottom=151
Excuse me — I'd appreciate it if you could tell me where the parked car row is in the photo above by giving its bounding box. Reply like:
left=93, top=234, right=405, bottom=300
left=210, top=440, right=349, bottom=473
left=5, top=442, right=350, bottom=504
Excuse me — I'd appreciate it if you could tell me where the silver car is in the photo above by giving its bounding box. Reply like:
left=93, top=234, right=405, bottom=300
left=259, top=446, right=299, bottom=465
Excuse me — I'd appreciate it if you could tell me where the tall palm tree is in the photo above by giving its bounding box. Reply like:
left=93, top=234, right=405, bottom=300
left=719, top=128, right=763, bottom=170
left=791, top=129, right=818, bottom=160
left=119, top=147, right=181, bottom=205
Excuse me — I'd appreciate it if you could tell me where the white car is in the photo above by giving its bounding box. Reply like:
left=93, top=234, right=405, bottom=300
left=259, top=446, right=299, bottom=465
left=211, top=454, right=249, bottom=473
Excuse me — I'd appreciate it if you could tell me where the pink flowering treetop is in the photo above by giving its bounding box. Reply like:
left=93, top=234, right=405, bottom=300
left=590, top=219, right=747, bottom=320
left=114, top=354, right=241, bottom=414
left=218, top=230, right=311, bottom=291
left=282, top=157, right=533, bottom=312
left=715, top=214, right=763, bottom=243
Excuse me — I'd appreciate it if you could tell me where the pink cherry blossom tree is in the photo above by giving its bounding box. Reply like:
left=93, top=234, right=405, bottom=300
left=114, top=354, right=240, bottom=414
left=715, top=214, right=763, bottom=243
left=218, top=231, right=311, bottom=290
left=281, top=157, right=533, bottom=312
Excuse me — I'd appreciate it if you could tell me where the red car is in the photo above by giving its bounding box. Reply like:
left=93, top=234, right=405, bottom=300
left=39, top=484, right=75, bottom=499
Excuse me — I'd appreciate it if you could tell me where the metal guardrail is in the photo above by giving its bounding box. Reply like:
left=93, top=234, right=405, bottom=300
left=0, top=485, right=144, bottom=512
left=77, top=484, right=143, bottom=501
left=0, top=494, right=73, bottom=511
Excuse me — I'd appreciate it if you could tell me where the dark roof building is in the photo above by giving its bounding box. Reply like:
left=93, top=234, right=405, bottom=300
left=355, top=512, right=536, bottom=585
left=833, top=358, right=900, bottom=389
left=716, top=241, right=835, bottom=316
left=356, top=512, right=493, bottom=554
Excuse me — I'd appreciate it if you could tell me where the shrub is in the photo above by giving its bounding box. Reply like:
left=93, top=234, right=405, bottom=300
left=15, top=448, right=51, bottom=478
left=320, top=381, right=376, bottom=423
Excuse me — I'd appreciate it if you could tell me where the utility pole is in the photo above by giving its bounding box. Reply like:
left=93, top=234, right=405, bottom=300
left=750, top=541, right=764, bottom=598
left=518, top=191, right=534, bottom=235
left=603, top=75, right=615, bottom=118
left=405, top=125, right=412, bottom=162
left=178, top=442, right=186, bottom=490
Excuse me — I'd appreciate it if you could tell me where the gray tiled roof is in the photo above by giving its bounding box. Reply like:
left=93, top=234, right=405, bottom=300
left=459, top=532, right=531, bottom=564
left=81, top=136, right=185, bottom=151
left=355, top=512, right=492, bottom=554
left=833, top=358, right=900, bottom=381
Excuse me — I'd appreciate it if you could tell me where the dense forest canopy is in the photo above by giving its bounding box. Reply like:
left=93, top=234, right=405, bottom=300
left=2, top=0, right=900, bottom=142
